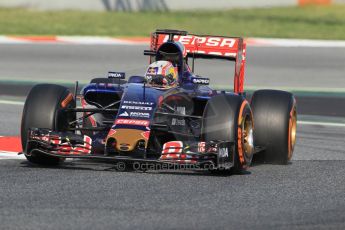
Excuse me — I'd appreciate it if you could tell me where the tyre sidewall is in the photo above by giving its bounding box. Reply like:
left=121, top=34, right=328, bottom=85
left=202, top=94, right=253, bottom=170
left=251, top=90, right=295, bottom=164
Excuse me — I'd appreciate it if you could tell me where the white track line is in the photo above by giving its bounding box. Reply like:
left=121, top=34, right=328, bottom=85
left=0, top=100, right=24, bottom=105
left=298, top=120, right=345, bottom=127
left=249, top=38, right=345, bottom=47
left=0, top=151, right=25, bottom=160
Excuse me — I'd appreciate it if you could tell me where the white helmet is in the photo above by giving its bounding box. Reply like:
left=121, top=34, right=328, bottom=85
left=145, top=60, right=178, bottom=89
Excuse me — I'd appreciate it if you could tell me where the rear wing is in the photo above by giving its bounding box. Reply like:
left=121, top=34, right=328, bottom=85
left=149, top=30, right=246, bottom=93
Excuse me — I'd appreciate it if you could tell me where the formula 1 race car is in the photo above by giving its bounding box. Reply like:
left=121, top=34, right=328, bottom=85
left=21, top=29, right=297, bottom=172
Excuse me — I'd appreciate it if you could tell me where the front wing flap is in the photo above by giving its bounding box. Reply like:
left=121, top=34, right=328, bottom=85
left=160, top=140, right=234, bottom=169
left=26, top=128, right=92, bottom=156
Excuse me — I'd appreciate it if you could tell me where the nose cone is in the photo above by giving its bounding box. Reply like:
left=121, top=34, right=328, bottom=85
left=107, top=129, right=148, bottom=152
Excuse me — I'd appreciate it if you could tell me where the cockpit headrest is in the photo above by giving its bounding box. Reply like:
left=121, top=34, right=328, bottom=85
left=158, top=51, right=180, bottom=63
left=156, top=42, right=184, bottom=73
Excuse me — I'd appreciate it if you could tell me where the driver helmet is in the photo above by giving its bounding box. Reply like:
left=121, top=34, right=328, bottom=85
left=145, top=60, right=178, bottom=89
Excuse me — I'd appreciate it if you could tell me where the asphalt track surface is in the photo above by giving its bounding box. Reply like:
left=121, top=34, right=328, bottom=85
left=0, top=44, right=345, bottom=229
left=0, top=102, right=345, bottom=229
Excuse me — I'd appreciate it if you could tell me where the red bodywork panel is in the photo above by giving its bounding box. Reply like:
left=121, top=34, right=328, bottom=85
left=149, top=32, right=246, bottom=93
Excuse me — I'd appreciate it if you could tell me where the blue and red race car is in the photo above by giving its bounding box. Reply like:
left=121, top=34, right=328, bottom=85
left=21, top=29, right=297, bottom=172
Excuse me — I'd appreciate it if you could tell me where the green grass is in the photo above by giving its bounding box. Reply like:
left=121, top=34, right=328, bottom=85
left=0, top=5, right=345, bottom=39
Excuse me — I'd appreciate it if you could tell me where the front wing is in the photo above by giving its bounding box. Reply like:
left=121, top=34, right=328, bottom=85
left=24, top=128, right=235, bottom=170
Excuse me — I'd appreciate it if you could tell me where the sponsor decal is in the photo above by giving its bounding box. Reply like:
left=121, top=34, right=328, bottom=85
left=172, top=118, right=185, bottom=126
left=119, top=111, right=129, bottom=117
left=175, top=106, right=186, bottom=115
left=130, top=112, right=150, bottom=118
left=162, top=141, right=183, bottom=154
left=219, top=147, right=229, bottom=158
left=121, top=105, right=152, bottom=111
left=115, top=119, right=150, bottom=126
left=158, top=35, right=238, bottom=57
left=198, top=142, right=206, bottom=153
left=172, top=107, right=186, bottom=126
left=162, top=35, right=236, bottom=48
left=147, top=67, right=158, bottom=75
left=192, top=77, right=210, bottom=85
left=108, top=71, right=125, bottom=79
left=123, top=101, right=154, bottom=106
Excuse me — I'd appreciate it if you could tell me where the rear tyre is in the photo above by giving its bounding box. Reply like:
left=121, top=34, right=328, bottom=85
left=251, top=90, right=297, bottom=164
left=21, top=84, right=76, bottom=165
left=202, top=94, right=254, bottom=172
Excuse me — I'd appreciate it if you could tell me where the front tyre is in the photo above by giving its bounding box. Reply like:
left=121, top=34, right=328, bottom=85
left=21, top=84, right=76, bottom=165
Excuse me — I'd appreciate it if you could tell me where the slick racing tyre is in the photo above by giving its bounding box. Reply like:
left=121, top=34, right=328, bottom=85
left=202, top=94, right=254, bottom=171
left=251, top=90, right=297, bottom=164
left=21, top=84, right=76, bottom=165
